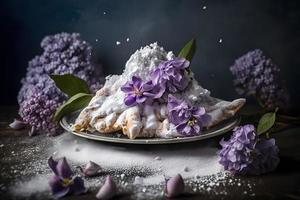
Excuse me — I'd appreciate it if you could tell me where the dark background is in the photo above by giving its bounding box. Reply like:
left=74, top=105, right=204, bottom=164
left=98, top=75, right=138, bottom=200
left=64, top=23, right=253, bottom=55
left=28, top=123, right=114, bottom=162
left=1, top=0, right=299, bottom=106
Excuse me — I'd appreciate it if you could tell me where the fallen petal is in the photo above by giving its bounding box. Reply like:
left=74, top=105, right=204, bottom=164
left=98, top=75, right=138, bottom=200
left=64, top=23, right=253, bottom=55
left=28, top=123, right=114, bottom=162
left=165, top=174, right=185, bottom=198
left=28, top=126, right=36, bottom=137
left=49, top=175, right=70, bottom=199
left=56, top=157, right=73, bottom=179
left=48, top=156, right=59, bottom=175
left=70, top=176, right=86, bottom=195
left=9, top=119, right=26, bottom=130
left=82, top=161, right=102, bottom=177
left=96, top=175, right=117, bottom=200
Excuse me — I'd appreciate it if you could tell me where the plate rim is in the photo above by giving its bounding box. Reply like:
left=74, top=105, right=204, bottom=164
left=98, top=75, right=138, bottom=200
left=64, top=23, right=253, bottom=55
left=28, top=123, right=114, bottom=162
left=60, top=114, right=240, bottom=144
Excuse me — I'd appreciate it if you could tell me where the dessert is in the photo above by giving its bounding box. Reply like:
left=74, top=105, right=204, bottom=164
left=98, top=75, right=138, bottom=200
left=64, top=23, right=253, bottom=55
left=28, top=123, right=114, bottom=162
left=73, top=43, right=245, bottom=139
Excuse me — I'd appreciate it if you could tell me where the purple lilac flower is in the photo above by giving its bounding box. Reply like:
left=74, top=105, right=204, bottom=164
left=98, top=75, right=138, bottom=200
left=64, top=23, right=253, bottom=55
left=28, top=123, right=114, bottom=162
left=167, top=95, right=209, bottom=136
left=151, top=58, right=190, bottom=94
left=19, top=89, right=62, bottom=136
left=17, top=33, right=103, bottom=135
left=121, top=76, right=155, bottom=106
left=248, top=138, right=280, bottom=175
left=230, top=49, right=289, bottom=110
left=48, top=157, right=86, bottom=199
left=218, top=125, right=280, bottom=175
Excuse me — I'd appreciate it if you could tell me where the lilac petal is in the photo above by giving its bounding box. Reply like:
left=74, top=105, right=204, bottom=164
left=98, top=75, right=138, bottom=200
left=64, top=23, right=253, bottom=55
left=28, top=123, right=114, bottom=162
left=136, top=95, right=147, bottom=104
left=71, top=177, right=86, bottom=195
left=9, top=119, right=26, bottom=130
left=201, top=114, right=212, bottom=127
left=172, top=58, right=188, bottom=68
left=181, top=59, right=190, bottom=69
left=132, top=76, right=142, bottom=88
left=142, top=81, right=154, bottom=91
left=28, top=126, right=37, bottom=137
left=193, top=124, right=201, bottom=134
left=151, top=69, right=161, bottom=85
left=96, top=175, right=117, bottom=200
left=56, top=157, right=73, bottom=179
left=143, top=91, right=155, bottom=98
left=193, top=107, right=206, bottom=117
left=152, top=84, right=166, bottom=99
left=48, top=156, right=59, bottom=175
left=173, top=73, right=183, bottom=82
left=179, top=78, right=189, bottom=90
left=167, top=95, right=181, bottom=111
left=182, top=125, right=192, bottom=135
left=124, top=95, right=137, bottom=106
left=175, top=123, right=185, bottom=131
left=49, top=175, right=70, bottom=199
left=176, top=123, right=188, bottom=134
left=165, top=174, right=185, bottom=198
left=121, top=83, right=133, bottom=93
left=82, top=161, right=102, bottom=177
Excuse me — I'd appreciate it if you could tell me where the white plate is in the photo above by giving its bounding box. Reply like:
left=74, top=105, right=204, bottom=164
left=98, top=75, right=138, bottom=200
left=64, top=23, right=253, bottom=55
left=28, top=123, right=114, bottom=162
left=60, top=112, right=240, bottom=144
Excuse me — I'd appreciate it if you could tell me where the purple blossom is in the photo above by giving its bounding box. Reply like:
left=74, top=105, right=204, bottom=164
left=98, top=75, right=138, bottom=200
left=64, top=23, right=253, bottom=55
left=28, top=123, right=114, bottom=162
left=218, top=125, right=280, bottom=175
left=48, top=157, right=86, bottom=199
left=121, top=76, right=155, bottom=106
left=248, top=138, right=280, bottom=175
left=151, top=58, right=190, bottom=94
left=17, top=32, right=103, bottom=135
left=19, top=89, right=62, bottom=136
left=230, top=49, right=289, bottom=110
left=167, top=95, right=209, bottom=136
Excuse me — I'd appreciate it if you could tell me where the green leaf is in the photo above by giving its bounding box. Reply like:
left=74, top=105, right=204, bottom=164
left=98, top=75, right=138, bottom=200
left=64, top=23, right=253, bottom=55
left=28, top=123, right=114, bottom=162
left=178, top=38, right=197, bottom=62
left=50, top=74, right=91, bottom=97
left=257, top=112, right=276, bottom=135
left=54, top=93, right=93, bottom=121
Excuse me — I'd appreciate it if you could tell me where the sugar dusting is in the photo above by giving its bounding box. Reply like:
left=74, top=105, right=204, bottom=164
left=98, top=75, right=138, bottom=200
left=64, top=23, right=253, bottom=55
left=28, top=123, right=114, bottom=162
left=4, top=133, right=256, bottom=199
left=53, top=134, right=223, bottom=185
left=11, top=175, right=50, bottom=196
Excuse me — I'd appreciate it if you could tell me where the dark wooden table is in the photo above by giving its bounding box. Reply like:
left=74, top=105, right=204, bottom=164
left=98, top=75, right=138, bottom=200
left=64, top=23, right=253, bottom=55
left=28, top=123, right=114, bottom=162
left=0, top=106, right=300, bottom=200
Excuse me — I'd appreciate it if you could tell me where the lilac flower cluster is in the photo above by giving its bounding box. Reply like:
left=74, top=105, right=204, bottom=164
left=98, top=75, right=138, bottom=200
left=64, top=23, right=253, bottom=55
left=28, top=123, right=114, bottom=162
left=168, top=96, right=210, bottom=136
left=219, top=125, right=280, bottom=175
left=121, top=57, right=208, bottom=136
left=18, top=33, right=102, bottom=135
left=151, top=58, right=190, bottom=93
left=121, top=76, right=156, bottom=106
left=121, top=57, right=190, bottom=107
left=19, top=90, right=62, bottom=136
left=230, top=49, right=289, bottom=110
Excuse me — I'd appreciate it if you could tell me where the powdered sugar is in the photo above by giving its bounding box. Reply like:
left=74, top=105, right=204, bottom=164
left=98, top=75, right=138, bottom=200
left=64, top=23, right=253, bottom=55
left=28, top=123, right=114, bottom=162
left=53, top=134, right=223, bottom=185
left=6, top=133, right=256, bottom=199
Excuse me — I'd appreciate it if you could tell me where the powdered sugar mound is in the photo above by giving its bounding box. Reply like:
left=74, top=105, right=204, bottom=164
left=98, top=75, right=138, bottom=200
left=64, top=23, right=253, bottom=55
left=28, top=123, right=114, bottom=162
left=123, top=42, right=175, bottom=81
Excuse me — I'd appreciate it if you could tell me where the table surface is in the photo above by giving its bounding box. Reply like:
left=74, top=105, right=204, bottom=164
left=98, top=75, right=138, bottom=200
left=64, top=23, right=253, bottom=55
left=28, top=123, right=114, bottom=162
left=0, top=106, right=300, bottom=200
